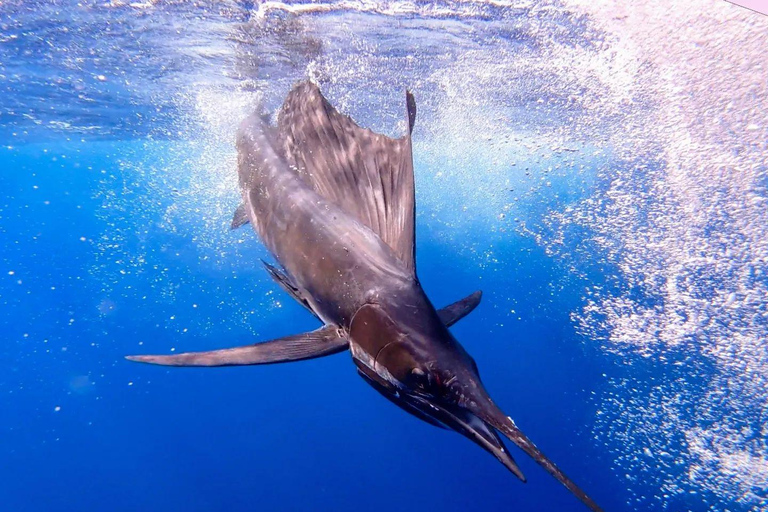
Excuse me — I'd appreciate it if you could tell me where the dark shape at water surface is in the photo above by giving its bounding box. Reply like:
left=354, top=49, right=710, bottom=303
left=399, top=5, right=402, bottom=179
left=126, top=81, right=603, bottom=512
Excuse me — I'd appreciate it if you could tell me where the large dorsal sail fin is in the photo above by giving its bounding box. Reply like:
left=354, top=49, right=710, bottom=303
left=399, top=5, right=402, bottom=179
left=277, top=81, right=417, bottom=275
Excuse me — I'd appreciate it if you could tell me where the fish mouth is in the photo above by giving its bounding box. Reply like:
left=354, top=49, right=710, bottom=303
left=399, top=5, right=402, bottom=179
left=355, top=362, right=525, bottom=481
left=403, top=393, right=527, bottom=482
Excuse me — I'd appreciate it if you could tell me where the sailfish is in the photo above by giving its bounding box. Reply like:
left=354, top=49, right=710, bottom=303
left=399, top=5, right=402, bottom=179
left=127, top=81, right=603, bottom=512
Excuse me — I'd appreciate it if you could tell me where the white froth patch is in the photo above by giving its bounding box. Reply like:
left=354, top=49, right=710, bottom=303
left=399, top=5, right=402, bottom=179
left=529, top=1, right=768, bottom=510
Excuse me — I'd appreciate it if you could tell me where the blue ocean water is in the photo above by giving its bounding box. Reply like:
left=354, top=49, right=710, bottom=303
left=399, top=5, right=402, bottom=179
left=2, top=2, right=767, bottom=512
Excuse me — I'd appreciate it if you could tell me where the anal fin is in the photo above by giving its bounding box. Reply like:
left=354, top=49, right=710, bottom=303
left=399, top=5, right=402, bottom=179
left=125, top=325, right=347, bottom=367
left=437, top=291, right=482, bottom=327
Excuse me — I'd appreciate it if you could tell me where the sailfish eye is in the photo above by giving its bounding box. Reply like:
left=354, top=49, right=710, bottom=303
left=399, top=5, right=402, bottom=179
left=409, top=367, right=430, bottom=389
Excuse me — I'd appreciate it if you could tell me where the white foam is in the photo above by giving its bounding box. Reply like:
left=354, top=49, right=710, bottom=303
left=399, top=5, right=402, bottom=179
left=533, top=1, right=768, bottom=509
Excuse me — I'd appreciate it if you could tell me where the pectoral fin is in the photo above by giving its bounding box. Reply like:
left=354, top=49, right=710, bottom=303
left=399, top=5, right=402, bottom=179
left=125, top=325, right=348, bottom=367
left=260, top=257, right=480, bottom=329
left=437, top=291, right=482, bottom=327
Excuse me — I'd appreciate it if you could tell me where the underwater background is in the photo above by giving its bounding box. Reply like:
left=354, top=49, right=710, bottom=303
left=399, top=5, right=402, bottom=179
left=1, top=1, right=767, bottom=511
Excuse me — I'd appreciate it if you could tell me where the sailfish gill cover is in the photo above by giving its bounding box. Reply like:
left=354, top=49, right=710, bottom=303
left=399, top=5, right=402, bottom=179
left=1, top=2, right=767, bottom=512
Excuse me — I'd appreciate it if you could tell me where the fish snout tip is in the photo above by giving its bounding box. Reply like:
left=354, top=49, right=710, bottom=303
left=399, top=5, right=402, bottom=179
left=512, top=462, right=527, bottom=483
left=499, top=452, right=527, bottom=483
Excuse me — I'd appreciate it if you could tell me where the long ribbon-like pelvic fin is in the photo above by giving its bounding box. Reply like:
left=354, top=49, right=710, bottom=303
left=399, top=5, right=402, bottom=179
left=261, top=260, right=318, bottom=319
left=125, top=325, right=347, bottom=367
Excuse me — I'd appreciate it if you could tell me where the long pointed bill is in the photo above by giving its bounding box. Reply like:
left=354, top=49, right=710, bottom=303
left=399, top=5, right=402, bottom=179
left=468, top=398, right=604, bottom=512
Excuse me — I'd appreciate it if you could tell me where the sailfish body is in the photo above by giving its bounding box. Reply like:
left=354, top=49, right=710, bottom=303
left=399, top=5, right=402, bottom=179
left=127, top=81, right=603, bottom=512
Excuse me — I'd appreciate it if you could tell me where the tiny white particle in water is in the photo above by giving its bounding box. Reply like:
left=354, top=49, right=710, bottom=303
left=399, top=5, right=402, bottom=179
left=54, top=406, right=60, bottom=412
